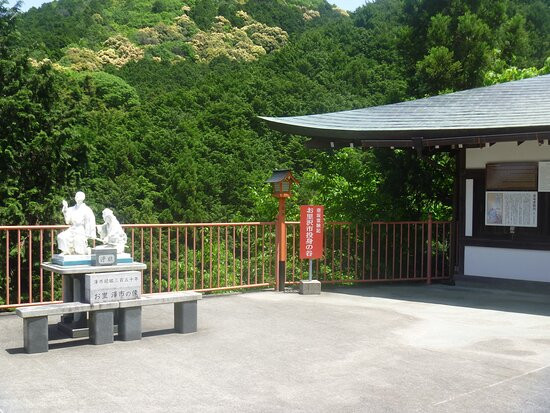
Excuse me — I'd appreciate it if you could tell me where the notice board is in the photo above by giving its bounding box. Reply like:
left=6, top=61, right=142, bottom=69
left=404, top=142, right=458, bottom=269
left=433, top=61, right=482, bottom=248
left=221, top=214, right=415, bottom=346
left=485, top=191, right=537, bottom=227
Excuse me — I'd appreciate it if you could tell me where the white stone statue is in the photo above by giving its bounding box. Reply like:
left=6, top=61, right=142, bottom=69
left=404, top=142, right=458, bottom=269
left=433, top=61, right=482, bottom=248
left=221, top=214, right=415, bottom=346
left=96, top=208, right=127, bottom=254
left=57, top=191, right=97, bottom=255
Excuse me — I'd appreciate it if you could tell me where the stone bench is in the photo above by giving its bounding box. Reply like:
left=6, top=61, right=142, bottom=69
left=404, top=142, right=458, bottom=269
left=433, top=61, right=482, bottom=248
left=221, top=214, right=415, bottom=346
left=118, top=292, right=201, bottom=341
left=16, top=291, right=202, bottom=353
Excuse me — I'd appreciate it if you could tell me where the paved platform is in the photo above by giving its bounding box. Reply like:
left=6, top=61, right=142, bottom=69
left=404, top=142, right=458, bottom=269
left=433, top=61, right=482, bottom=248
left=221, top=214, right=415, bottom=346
left=1, top=283, right=549, bottom=413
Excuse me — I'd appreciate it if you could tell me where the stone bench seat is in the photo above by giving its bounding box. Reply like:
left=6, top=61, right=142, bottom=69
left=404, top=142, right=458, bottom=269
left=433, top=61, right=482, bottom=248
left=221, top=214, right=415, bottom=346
left=16, top=301, right=119, bottom=318
left=16, top=291, right=202, bottom=353
left=121, top=291, right=201, bottom=307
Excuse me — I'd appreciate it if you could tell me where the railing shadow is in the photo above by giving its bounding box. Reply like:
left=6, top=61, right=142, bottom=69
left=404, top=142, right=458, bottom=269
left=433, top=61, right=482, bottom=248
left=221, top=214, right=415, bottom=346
left=324, top=281, right=550, bottom=317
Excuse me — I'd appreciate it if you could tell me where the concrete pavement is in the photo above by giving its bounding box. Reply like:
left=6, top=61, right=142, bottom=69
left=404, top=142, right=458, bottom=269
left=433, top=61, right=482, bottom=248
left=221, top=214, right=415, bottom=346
left=0, top=283, right=549, bottom=412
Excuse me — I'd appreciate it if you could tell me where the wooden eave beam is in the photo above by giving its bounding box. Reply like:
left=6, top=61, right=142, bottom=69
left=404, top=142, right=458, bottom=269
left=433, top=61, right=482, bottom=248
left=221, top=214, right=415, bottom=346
left=306, top=129, right=550, bottom=151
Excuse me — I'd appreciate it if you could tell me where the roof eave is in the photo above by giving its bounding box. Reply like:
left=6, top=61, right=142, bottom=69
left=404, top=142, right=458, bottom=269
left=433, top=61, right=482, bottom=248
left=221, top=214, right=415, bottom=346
left=260, top=117, right=550, bottom=149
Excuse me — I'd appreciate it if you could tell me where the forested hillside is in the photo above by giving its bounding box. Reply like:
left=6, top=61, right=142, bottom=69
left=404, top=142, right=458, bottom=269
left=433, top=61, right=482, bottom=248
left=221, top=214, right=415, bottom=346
left=1, top=0, right=549, bottom=226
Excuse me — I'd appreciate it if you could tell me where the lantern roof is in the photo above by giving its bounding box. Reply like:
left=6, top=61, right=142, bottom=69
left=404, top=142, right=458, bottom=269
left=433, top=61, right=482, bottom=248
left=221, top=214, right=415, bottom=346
left=266, top=170, right=299, bottom=184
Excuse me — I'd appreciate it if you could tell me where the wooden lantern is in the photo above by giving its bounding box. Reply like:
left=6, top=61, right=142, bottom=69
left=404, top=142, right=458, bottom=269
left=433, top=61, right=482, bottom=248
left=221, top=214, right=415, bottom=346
left=266, top=170, right=298, bottom=198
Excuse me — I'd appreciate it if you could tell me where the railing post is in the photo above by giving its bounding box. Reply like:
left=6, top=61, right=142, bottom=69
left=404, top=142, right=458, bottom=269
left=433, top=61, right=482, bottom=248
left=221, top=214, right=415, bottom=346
left=427, top=214, right=432, bottom=284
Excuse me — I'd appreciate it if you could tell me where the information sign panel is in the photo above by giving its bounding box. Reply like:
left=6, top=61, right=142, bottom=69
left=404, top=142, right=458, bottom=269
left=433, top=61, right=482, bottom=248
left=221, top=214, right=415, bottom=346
left=486, top=162, right=537, bottom=190
left=300, top=205, right=324, bottom=259
left=485, top=191, right=537, bottom=227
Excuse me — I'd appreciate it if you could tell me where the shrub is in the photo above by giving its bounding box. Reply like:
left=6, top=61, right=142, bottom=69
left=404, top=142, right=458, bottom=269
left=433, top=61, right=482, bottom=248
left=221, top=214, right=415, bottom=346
left=85, top=71, right=140, bottom=108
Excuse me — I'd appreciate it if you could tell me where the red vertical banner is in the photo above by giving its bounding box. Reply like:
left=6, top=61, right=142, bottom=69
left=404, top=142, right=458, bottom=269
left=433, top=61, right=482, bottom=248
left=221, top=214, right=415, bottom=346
left=300, top=205, right=324, bottom=260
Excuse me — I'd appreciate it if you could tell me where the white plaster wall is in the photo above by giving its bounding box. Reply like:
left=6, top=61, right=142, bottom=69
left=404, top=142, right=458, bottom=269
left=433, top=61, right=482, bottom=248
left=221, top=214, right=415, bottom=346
left=464, top=246, right=550, bottom=282
left=466, top=141, right=550, bottom=169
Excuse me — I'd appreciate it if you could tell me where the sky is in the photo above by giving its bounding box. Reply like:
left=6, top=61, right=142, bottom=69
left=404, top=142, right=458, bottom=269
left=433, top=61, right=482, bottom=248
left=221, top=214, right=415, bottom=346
left=10, top=0, right=368, bottom=13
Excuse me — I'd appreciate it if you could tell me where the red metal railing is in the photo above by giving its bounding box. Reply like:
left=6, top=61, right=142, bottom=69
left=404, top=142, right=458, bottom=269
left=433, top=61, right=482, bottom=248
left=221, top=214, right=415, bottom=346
left=285, top=219, right=454, bottom=285
left=0, top=225, right=65, bottom=309
left=0, top=223, right=276, bottom=309
left=123, top=223, right=276, bottom=294
left=0, top=219, right=454, bottom=309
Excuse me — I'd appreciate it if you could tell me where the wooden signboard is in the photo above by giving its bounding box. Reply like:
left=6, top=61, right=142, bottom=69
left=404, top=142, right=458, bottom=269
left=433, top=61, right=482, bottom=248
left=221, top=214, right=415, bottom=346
left=486, top=162, right=538, bottom=191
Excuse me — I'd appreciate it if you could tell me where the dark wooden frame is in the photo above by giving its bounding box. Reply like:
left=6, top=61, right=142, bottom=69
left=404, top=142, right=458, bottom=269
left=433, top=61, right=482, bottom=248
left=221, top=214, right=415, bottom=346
left=456, top=148, right=550, bottom=278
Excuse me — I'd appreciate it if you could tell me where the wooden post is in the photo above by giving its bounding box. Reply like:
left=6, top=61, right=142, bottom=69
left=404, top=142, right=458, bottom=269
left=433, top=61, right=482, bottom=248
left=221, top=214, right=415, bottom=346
left=276, top=198, right=287, bottom=291
left=427, top=213, right=432, bottom=284
left=266, top=170, right=297, bottom=291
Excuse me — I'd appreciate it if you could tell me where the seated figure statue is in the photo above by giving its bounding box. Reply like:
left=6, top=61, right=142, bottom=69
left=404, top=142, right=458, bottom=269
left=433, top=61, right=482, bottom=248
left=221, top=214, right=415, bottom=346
left=57, top=192, right=97, bottom=255
left=96, top=208, right=127, bottom=254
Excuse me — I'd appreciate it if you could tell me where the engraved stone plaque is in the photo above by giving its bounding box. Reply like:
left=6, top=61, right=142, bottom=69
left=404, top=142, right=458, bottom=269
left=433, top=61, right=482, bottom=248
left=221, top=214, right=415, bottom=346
left=91, top=248, right=118, bottom=266
left=84, top=271, right=141, bottom=304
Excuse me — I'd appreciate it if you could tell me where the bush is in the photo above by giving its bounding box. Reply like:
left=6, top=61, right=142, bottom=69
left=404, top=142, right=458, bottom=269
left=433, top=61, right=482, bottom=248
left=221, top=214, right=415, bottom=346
left=85, top=71, right=140, bottom=108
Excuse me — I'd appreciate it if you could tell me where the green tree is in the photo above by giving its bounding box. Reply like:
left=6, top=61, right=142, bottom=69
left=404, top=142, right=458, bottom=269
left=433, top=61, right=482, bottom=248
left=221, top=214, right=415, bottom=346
left=81, top=71, right=140, bottom=108
left=190, top=0, right=218, bottom=31
left=453, top=12, right=491, bottom=87
left=416, top=46, right=461, bottom=94
left=498, top=14, right=530, bottom=65
left=0, top=1, right=89, bottom=224
left=2, top=0, right=547, bottom=229
left=427, top=13, right=452, bottom=48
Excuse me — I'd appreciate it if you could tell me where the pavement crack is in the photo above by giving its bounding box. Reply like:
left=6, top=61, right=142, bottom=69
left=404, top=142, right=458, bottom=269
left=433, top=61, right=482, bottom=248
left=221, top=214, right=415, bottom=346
left=431, top=363, right=550, bottom=407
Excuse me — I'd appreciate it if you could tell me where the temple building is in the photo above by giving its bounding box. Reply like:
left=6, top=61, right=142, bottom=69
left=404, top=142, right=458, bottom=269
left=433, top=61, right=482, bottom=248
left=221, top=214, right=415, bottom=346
left=261, top=74, right=550, bottom=283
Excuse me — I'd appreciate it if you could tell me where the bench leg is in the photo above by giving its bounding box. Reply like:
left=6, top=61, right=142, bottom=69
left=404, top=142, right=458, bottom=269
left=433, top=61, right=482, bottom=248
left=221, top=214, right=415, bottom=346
left=89, top=310, right=114, bottom=345
left=174, top=301, right=197, bottom=334
left=24, top=316, right=48, bottom=354
left=118, top=307, right=142, bottom=341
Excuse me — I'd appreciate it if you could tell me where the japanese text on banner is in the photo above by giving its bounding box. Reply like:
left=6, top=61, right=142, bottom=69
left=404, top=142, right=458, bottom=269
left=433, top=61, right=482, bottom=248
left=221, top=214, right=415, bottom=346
left=300, top=205, right=324, bottom=260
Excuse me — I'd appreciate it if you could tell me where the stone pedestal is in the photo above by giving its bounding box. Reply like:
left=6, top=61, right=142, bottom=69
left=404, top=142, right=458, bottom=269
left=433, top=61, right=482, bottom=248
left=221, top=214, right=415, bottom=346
left=59, top=273, right=88, bottom=335
left=299, top=280, right=321, bottom=295
left=41, top=262, right=146, bottom=338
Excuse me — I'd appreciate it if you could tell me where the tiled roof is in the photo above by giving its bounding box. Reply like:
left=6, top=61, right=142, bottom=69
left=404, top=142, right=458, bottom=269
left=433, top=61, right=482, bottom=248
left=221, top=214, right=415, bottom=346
left=260, top=75, right=550, bottom=148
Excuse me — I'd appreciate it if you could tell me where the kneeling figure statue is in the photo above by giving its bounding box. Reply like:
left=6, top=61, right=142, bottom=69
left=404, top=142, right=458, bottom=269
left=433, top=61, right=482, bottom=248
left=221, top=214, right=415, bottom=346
left=96, top=208, right=127, bottom=254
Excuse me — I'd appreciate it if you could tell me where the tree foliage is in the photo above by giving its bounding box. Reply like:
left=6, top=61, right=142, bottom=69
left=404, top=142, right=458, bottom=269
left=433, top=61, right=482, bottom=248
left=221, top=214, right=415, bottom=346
left=0, top=1, right=89, bottom=223
left=1, top=0, right=548, bottom=228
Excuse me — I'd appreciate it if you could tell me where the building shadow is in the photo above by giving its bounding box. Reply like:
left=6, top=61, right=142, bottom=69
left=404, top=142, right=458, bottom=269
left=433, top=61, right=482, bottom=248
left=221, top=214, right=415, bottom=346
left=324, top=280, right=550, bottom=317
